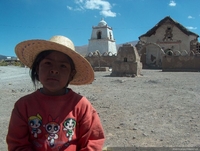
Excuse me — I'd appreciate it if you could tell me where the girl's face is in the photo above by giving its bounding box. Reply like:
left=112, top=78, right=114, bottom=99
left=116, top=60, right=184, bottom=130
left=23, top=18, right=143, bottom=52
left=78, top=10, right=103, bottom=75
left=38, top=51, right=75, bottom=96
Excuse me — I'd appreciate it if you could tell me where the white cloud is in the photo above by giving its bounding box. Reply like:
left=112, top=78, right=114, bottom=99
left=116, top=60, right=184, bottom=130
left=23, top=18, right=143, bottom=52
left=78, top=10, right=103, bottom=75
left=100, top=9, right=116, bottom=17
left=186, top=26, right=197, bottom=30
left=67, top=2, right=85, bottom=11
left=75, top=0, right=84, bottom=4
left=66, top=6, right=83, bottom=11
left=71, top=0, right=116, bottom=17
left=67, top=6, right=73, bottom=10
left=169, top=0, right=176, bottom=7
left=188, top=15, right=195, bottom=19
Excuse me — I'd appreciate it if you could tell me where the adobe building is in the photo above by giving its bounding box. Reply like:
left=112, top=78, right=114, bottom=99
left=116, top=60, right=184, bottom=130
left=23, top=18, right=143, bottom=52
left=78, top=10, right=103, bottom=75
left=111, top=44, right=142, bottom=77
left=87, top=19, right=117, bottom=55
left=136, top=16, right=200, bottom=69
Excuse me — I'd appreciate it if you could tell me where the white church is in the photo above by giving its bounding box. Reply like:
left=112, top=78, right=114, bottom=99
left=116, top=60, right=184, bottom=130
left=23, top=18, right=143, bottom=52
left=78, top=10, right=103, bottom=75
left=87, top=19, right=117, bottom=55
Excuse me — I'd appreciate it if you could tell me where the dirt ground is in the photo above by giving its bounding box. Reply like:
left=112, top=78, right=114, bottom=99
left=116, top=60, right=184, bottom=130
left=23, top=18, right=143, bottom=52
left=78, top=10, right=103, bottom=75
left=0, top=66, right=200, bottom=150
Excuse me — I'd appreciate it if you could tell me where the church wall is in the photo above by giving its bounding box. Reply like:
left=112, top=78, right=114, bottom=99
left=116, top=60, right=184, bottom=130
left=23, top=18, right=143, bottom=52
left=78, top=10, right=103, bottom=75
left=90, top=29, right=97, bottom=39
left=145, top=45, right=162, bottom=66
left=106, top=29, right=114, bottom=40
left=88, top=39, right=117, bottom=54
left=139, top=22, right=199, bottom=69
left=170, top=26, right=190, bottom=52
left=145, top=24, right=192, bottom=53
left=88, top=40, right=109, bottom=54
left=90, top=27, right=108, bottom=39
left=108, top=41, right=117, bottom=54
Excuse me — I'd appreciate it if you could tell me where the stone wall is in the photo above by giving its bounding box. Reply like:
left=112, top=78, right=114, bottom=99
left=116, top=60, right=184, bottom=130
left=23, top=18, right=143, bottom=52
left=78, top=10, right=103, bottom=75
left=162, top=55, right=200, bottom=71
left=85, top=55, right=116, bottom=68
left=111, top=44, right=142, bottom=77
left=110, top=61, right=142, bottom=77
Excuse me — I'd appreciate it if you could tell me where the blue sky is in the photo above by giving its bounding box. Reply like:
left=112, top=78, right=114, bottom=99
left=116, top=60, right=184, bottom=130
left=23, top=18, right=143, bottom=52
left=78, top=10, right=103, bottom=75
left=1, top=0, right=200, bottom=56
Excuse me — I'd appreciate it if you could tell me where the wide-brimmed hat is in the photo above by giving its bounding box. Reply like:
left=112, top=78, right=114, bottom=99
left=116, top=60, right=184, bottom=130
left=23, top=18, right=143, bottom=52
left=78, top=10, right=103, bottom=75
left=15, top=35, right=94, bottom=85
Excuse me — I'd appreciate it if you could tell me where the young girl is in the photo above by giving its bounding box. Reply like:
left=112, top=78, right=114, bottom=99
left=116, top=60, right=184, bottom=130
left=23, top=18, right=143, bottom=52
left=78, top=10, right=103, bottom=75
left=6, top=35, right=105, bottom=151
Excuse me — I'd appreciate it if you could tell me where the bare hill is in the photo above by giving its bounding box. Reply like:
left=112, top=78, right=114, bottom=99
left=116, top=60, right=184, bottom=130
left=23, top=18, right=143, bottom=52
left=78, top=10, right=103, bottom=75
left=75, top=45, right=88, bottom=56
left=75, top=40, right=138, bottom=56
left=0, top=41, right=138, bottom=58
left=0, top=55, right=7, bottom=60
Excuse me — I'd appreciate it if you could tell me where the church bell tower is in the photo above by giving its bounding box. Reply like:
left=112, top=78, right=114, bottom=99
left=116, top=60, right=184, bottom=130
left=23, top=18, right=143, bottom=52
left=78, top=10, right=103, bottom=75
left=88, top=19, right=117, bottom=55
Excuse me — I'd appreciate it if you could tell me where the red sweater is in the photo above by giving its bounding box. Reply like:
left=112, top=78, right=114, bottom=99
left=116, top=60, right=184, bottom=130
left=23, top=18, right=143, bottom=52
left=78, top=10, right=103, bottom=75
left=7, top=89, right=105, bottom=151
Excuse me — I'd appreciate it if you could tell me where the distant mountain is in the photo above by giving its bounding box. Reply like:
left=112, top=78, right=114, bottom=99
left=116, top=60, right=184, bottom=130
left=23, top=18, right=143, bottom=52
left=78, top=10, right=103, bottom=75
left=117, top=40, right=138, bottom=49
left=75, top=45, right=88, bottom=56
left=0, top=55, right=18, bottom=61
left=0, top=55, right=7, bottom=60
left=75, top=40, right=138, bottom=56
left=0, top=40, right=138, bottom=58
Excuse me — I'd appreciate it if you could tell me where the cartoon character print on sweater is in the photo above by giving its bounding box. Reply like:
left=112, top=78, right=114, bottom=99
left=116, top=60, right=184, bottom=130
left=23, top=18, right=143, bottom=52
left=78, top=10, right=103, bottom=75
left=44, top=115, right=60, bottom=148
left=28, top=114, right=42, bottom=138
left=63, top=118, right=76, bottom=141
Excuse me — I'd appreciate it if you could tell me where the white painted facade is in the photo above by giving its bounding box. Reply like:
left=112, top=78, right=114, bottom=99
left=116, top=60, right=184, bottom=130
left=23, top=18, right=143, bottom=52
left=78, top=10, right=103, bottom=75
left=138, top=16, right=199, bottom=67
left=88, top=19, right=117, bottom=55
left=140, top=24, right=196, bottom=54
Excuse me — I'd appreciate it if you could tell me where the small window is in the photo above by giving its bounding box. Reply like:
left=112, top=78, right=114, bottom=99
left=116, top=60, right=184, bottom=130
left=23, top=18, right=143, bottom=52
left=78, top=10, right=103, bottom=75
left=97, top=31, right=101, bottom=39
left=109, top=32, right=112, bottom=40
left=167, top=27, right=171, bottom=31
left=124, top=58, right=127, bottom=62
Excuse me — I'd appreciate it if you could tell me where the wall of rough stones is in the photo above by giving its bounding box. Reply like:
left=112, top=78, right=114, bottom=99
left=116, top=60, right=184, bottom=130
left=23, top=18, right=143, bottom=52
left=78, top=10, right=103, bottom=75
left=162, top=55, right=200, bottom=71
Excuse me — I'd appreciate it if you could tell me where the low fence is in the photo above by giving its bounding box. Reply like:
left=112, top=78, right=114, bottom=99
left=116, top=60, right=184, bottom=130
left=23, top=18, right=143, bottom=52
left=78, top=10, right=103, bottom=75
left=162, top=55, right=200, bottom=72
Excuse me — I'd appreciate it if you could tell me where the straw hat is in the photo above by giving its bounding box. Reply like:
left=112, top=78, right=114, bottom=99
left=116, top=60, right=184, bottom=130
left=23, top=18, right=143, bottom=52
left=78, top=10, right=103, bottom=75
left=15, top=35, right=94, bottom=85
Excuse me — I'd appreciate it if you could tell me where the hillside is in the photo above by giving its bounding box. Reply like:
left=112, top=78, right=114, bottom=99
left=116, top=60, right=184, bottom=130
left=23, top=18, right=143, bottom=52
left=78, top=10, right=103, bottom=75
left=75, top=45, right=88, bottom=56
left=75, top=40, right=138, bottom=56
left=0, top=40, right=138, bottom=58
left=0, top=55, right=7, bottom=60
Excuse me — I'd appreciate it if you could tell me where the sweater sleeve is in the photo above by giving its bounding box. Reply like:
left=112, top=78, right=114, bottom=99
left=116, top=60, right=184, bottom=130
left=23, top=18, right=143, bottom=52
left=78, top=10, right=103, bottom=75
left=6, top=100, right=34, bottom=151
left=77, top=97, right=105, bottom=151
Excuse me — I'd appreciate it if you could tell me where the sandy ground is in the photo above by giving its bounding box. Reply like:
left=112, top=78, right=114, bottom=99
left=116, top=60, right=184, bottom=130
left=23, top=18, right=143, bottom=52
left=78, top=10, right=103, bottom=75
left=0, top=66, right=200, bottom=150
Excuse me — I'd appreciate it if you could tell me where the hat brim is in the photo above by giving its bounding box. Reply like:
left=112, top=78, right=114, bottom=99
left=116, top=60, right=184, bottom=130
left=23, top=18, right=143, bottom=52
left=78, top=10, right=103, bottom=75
left=15, top=39, right=94, bottom=85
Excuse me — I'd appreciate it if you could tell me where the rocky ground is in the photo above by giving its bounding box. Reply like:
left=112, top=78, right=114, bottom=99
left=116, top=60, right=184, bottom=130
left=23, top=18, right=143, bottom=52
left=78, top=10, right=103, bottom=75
left=0, top=66, right=200, bottom=150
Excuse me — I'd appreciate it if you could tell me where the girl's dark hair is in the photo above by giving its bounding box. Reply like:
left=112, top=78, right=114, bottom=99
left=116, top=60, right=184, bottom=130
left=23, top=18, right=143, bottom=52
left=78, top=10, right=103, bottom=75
left=30, top=50, right=75, bottom=88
